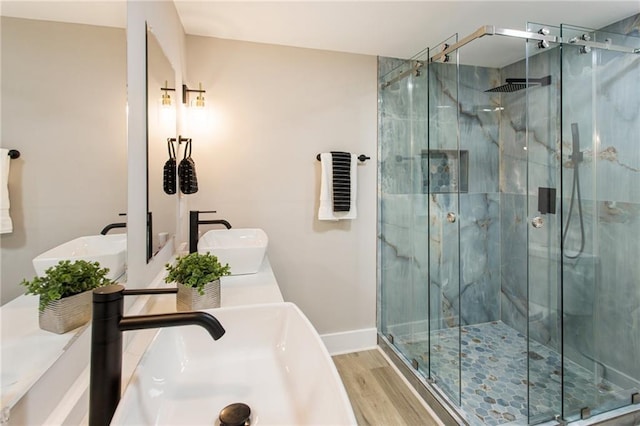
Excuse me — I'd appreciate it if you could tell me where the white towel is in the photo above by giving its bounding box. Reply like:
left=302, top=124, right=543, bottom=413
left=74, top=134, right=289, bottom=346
left=318, top=152, right=357, bottom=221
left=1, top=149, right=13, bottom=234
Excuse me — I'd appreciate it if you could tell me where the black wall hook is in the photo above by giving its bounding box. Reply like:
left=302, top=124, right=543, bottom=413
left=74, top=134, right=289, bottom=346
left=8, top=149, right=20, bottom=159
left=168, top=136, right=192, bottom=145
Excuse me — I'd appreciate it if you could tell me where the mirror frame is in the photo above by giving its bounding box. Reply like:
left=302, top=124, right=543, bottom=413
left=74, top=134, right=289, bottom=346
left=145, top=23, right=152, bottom=262
left=145, top=22, right=178, bottom=263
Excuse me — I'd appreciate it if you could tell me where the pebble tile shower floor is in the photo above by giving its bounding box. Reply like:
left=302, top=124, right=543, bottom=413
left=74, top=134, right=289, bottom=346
left=396, top=321, right=625, bottom=425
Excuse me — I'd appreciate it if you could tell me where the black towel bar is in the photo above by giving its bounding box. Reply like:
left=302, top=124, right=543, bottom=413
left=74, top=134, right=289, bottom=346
left=316, top=153, right=370, bottom=162
left=8, top=149, right=20, bottom=159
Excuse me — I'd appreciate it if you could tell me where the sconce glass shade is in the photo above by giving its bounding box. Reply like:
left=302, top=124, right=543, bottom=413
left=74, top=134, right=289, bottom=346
left=160, top=80, right=173, bottom=108
left=193, top=82, right=205, bottom=108
left=161, top=92, right=172, bottom=107
left=193, top=94, right=205, bottom=108
left=184, top=82, right=206, bottom=108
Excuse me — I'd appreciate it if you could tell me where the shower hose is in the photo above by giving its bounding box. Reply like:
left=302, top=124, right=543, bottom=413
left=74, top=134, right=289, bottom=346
left=562, top=154, right=585, bottom=259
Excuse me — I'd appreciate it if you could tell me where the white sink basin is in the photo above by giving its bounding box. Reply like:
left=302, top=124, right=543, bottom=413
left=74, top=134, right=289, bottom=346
left=112, top=302, right=356, bottom=425
left=198, top=228, right=268, bottom=275
left=32, top=234, right=126, bottom=281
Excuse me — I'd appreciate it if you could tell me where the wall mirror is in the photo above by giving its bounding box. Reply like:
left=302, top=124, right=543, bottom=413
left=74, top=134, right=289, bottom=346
left=146, top=23, right=177, bottom=262
left=0, top=14, right=127, bottom=413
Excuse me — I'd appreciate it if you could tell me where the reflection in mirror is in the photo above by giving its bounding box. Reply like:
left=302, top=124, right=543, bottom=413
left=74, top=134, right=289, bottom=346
left=146, top=24, right=177, bottom=262
left=0, top=15, right=126, bottom=413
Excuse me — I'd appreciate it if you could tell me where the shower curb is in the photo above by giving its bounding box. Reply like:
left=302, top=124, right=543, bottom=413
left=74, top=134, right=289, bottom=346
left=378, top=334, right=468, bottom=426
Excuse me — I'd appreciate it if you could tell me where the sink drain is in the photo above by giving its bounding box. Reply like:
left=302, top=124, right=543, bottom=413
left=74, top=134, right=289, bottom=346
left=219, top=402, right=251, bottom=426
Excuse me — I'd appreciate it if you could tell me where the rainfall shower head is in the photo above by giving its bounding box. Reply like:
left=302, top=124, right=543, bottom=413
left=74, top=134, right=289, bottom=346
left=485, top=75, right=552, bottom=93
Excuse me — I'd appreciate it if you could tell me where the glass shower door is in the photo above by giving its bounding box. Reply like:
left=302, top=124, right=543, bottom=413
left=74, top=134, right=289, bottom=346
left=428, top=35, right=462, bottom=405
left=560, top=22, right=640, bottom=422
left=524, top=22, right=563, bottom=424
left=378, top=54, right=430, bottom=378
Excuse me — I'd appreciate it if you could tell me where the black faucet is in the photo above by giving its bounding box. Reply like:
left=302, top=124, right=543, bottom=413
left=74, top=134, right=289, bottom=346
left=89, top=284, right=225, bottom=426
left=100, top=222, right=126, bottom=235
left=146, top=211, right=153, bottom=261
left=189, top=210, right=233, bottom=253
left=100, top=213, right=127, bottom=235
left=100, top=213, right=153, bottom=261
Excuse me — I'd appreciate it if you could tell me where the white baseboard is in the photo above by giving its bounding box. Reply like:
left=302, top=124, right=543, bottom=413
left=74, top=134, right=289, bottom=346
left=321, top=327, right=378, bottom=356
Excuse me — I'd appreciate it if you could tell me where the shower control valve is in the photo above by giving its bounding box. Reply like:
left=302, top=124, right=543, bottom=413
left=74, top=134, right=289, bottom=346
left=447, top=212, right=456, bottom=223
left=531, top=216, right=544, bottom=228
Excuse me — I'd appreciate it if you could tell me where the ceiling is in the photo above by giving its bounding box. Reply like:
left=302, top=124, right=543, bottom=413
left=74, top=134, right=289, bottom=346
left=2, top=1, right=639, bottom=67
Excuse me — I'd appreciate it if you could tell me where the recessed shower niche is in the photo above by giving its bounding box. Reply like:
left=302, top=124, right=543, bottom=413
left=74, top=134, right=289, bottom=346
left=422, top=149, right=469, bottom=194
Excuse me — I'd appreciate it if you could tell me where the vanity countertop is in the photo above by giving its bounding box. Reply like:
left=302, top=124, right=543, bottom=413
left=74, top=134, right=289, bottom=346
left=0, top=294, right=86, bottom=411
left=219, top=254, right=284, bottom=305
left=145, top=254, right=283, bottom=313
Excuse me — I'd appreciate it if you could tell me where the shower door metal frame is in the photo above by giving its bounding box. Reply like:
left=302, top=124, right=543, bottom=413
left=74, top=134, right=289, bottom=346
left=429, top=25, right=638, bottom=64
left=379, top=25, right=638, bottom=90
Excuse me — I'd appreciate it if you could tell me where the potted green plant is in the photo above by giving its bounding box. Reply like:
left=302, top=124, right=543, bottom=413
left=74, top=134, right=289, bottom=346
left=165, top=252, right=231, bottom=311
left=21, top=259, right=112, bottom=334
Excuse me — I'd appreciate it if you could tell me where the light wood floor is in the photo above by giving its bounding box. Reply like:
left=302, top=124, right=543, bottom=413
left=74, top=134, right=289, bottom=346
left=333, top=349, right=442, bottom=426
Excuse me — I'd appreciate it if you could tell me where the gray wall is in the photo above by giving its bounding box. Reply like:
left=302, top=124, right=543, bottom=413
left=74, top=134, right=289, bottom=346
left=184, top=35, right=378, bottom=337
left=0, top=17, right=127, bottom=304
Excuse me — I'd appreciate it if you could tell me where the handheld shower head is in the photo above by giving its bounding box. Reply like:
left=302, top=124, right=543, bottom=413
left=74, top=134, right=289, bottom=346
left=570, top=122, right=583, bottom=164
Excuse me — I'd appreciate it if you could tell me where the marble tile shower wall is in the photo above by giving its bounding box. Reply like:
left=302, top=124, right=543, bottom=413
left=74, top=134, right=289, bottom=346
left=429, top=63, right=502, bottom=327
left=500, top=14, right=640, bottom=384
left=498, top=47, right=562, bottom=348
left=379, top=57, right=431, bottom=337
left=571, top=14, right=639, bottom=385
left=379, top=58, right=502, bottom=334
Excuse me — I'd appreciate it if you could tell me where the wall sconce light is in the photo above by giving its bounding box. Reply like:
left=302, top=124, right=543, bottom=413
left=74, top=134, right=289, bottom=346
left=160, top=80, right=174, bottom=108
left=183, top=83, right=206, bottom=108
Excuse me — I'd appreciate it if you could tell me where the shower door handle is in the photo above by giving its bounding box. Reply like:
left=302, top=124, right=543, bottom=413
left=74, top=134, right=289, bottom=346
left=531, top=216, right=544, bottom=228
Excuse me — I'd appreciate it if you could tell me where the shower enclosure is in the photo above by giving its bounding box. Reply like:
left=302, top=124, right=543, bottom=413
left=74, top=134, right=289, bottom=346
left=378, top=14, right=640, bottom=425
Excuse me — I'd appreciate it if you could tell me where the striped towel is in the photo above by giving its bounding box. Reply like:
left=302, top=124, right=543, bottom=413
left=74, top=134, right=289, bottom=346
left=318, top=152, right=357, bottom=221
left=331, top=151, right=352, bottom=212
left=1, top=148, right=13, bottom=234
